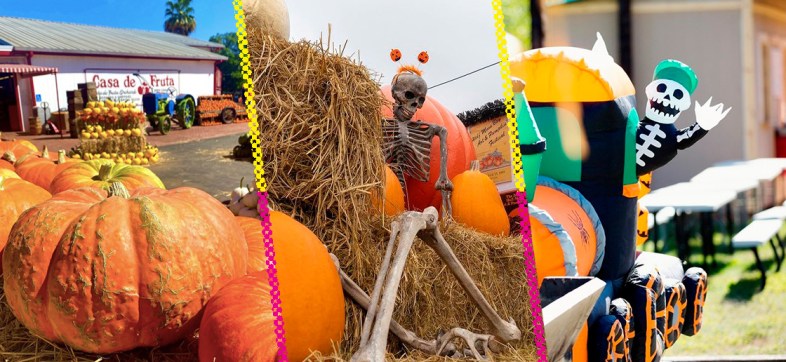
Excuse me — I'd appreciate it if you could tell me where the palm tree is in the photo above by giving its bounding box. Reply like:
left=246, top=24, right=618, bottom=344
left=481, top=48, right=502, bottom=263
left=164, top=0, right=196, bottom=36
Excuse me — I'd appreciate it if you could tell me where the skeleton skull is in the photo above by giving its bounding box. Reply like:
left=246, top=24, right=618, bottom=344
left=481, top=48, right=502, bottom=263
left=392, top=72, right=427, bottom=121
left=645, top=79, right=691, bottom=124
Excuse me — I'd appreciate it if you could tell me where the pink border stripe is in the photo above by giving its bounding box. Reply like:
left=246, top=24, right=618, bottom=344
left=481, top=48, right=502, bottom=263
left=516, top=190, right=548, bottom=361
left=257, top=191, right=289, bottom=361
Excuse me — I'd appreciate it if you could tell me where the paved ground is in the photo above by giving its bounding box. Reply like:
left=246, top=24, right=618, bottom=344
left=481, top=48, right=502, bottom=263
left=4, top=122, right=255, bottom=202
left=149, top=133, right=256, bottom=202
left=3, top=122, right=251, bottom=152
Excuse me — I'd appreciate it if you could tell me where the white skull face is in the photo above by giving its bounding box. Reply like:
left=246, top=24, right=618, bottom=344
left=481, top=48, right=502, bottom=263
left=645, top=79, right=691, bottom=124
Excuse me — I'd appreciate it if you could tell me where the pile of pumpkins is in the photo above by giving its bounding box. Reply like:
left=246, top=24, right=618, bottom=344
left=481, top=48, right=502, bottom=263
left=0, top=137, right=346, bottom=361
left=77, top=100, right=146, bottom=131
left=71, top=144, right=161, bottom=165
left=227, top=177, right=264, bottom=218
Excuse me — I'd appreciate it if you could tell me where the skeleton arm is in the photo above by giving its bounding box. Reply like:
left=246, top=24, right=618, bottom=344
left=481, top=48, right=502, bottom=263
left=676, top=123, right=708, bottom=150
left=433, top=125, right=454, bottom=218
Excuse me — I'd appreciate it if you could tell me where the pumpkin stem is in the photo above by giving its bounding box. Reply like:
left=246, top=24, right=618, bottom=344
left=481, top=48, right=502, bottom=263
left=239, top=176, right=245, bottom=189
left=1, top=151, right=15, bottom=163
left=0, top=175, right=5, bottom=191
left=107, top=182, right=130, bottom=199
left=97, top=163, right=114, bottom=181
left=42, top=145, right=50, bottom=159
left=57, top=150, right=66, bottom=164
left=470, top=160, right=480, bottom=172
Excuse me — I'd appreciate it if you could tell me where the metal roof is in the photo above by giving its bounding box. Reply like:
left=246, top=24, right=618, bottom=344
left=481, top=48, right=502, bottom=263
left=0, top=17, right=227, bottom=61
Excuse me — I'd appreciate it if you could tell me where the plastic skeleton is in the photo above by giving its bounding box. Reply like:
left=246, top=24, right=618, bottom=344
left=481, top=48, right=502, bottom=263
left=636, top=60, right=731, bottom=175
left=343, top=51, right=521, bottom=362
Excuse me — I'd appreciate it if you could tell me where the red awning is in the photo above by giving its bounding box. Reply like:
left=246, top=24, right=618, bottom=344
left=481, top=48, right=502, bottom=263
left=0, top=64, right=58, bottom=77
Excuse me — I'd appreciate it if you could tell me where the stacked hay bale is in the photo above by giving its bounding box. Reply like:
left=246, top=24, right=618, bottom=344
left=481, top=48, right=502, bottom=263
left=247, top=27, right=536, bottom=360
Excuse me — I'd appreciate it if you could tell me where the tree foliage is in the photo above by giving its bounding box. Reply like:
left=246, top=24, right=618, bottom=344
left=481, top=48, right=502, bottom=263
left=209, top=32, right=242, bottom=95
left=165, top=0, right=197, bottom=36
left=502, top=0, right=532, bottom=49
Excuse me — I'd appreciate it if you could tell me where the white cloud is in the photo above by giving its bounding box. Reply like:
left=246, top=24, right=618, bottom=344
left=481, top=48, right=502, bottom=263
left=286, top=0, right=505, bottom=114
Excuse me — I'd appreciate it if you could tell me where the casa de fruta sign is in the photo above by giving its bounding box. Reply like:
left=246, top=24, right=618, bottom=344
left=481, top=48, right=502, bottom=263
left=86, top=71, right=179, bottom=105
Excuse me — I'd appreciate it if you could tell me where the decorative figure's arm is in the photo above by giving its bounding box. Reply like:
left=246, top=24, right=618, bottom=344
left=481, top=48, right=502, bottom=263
left=680, top=98, right=731, bottom=149
left=433, top=125, right=453, bottom=218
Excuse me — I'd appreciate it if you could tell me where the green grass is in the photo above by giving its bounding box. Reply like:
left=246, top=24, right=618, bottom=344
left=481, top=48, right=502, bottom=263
left=643, top=217, right=786, bottom=356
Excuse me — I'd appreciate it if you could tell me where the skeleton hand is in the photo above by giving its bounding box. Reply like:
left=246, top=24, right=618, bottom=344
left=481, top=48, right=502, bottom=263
left=695, top=97, right=731, bottom=131
left=435, top=176, right=453, bottom=192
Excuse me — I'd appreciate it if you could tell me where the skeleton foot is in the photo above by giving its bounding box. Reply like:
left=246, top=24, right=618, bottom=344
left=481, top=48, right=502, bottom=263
left=436, top=327, right=498, bottom=361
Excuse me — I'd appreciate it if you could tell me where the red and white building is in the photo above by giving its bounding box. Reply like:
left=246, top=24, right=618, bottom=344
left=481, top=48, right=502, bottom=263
left=0, top=16, right=227, bottom=132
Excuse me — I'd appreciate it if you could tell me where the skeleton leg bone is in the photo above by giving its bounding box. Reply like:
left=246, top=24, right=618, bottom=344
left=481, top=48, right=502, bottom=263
left=350, top=211, right=432, bottom=362
left=418, top=213, right=522, bottom=344
left=333, top=263, right=461, bottom=357
left=359, top=220, right=401, bottom=345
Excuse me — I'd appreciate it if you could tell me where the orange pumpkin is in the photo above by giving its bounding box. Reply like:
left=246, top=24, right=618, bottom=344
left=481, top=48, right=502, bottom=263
left=0, top=176, right=51, bottom=263
left=370, top=164, right=406, bottom=216
left=270, top=210, right=344, bottom=361
left=451, top=160, right=509, bottom=236
left=236, top=216, right=266, bottom=273
left=0, top=157, right=14, bottom=171
left=0, top=168, right=20, bottom=179
left=15, top=149, right=79, bottom=191
left=0, top=139, right=38, bottom=159
left=50, top=160, right=164, bottom=194
left=3, top=183, right=247, bottom=354
left=380, top=85, right=476, bottom=211
left=199, top=271, right=278, bottom=362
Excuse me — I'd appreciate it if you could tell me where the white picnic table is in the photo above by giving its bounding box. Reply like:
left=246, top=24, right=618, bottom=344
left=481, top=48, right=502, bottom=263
left=640, top=182, right=737, bottom=267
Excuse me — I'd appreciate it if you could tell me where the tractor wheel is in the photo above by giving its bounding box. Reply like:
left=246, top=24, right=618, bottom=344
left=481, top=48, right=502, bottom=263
left=160, top=116, right=172, bottom=135
left=220, top=107, right=237, bottom=124
left=177, top=97, right=196, bottom=129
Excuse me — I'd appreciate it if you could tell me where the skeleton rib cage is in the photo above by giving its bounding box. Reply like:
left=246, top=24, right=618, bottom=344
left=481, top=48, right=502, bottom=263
left=382, top=118, right=436, bottom=188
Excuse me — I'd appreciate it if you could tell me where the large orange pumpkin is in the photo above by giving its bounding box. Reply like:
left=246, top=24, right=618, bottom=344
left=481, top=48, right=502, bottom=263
left=236, top=216, right=266, bottom=273
left=370, top=164, right=406, bottom=216
left=0, top=157, right=14, bottom=171
left=451, top=160, right=510, bottom=236
left=0, top=176, right=51, bottom=263
left=270, top=210, right=345, bottom=361
left=0, top=139, right=38, bottom=158
left=2, top=183, right=248, bottom=354
left=50, top=160, right=164, bottom=194
left=15, top=149, right=79, bottom=191
left=0, top=168, right=20, bottom=179
left=198, top=271, right=278, bottom=362
left=380, top=85, right=476, bottom=211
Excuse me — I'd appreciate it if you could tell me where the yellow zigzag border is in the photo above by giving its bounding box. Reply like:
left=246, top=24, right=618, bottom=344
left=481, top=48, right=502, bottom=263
left=490, top=0, right=548, bottom=360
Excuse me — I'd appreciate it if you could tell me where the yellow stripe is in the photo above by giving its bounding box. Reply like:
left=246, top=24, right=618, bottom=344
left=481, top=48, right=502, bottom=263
left=490, top=0, right=525, bottom=193
left=232, top=0, right=268, bottom=192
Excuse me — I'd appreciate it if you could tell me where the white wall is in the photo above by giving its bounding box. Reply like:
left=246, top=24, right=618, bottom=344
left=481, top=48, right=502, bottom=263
left=25, top=54, right=217, bottom=130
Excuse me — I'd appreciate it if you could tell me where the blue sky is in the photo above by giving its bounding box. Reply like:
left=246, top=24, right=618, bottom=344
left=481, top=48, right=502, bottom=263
left=0, top=0, right=236, bottom=41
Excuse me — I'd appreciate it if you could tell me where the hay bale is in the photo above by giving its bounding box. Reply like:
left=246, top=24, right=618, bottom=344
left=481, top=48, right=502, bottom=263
left=248, top=27, right=536, bottom=359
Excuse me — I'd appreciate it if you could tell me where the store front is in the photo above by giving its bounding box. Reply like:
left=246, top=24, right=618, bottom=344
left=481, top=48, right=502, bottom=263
left=0, top=64, right=59, bottom=132
left=0, top=16, right=226, bottom=133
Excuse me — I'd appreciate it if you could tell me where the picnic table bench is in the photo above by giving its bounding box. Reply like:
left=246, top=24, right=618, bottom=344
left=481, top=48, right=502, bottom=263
left=731, top=217, right=783, bottom=290
left=640, top=183, right=737, bottom=268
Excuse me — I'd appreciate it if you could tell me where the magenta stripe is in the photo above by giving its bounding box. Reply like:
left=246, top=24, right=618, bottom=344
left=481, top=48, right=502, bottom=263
left=257, top=191, right=289, bottom=361
left=516, top=190, right=548, bottom=361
